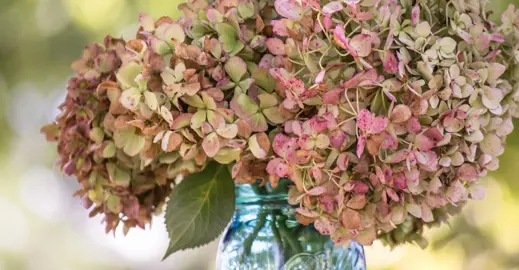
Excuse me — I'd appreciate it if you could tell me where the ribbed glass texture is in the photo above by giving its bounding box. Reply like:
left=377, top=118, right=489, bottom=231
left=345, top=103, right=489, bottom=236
left=216, top=184, right=367, bottom=270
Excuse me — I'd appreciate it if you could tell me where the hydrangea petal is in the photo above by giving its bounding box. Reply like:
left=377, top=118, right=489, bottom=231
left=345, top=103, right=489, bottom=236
left=274, top=0, right=308, bottom=21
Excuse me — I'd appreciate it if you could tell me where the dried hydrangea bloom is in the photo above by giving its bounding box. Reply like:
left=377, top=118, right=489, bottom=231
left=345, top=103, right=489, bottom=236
left=42, top=36, right=201, bottom=234
left=264, top=0, right=519, bottom=246
left=43, top=0, right=519, bottom=248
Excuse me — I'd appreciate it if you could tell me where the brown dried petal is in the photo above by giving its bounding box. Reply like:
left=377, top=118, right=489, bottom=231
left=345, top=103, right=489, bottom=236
left=341, top=208, right=361, bottom=230
left=346, top=195, right=367, bottom=210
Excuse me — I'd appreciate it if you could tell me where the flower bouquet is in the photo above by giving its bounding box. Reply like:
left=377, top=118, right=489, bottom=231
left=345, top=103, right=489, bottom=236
left=42, top=0, right=519, bottom=268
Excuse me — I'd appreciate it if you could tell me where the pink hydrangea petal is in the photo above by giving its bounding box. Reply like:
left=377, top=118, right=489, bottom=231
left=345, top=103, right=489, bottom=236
left=490, top=33, right=505, bottom=43
left=330, top=130, right=346, bottom=148
left=423, top=127, right=444, bottom=144
left=457, top=29, right=473, bottom=44
left=323, top=88, right=342, bottom=105
left=274, top=0, right=308, bottom=21
left=323, top=15, right=333, bottom=30
left=416, top=151, right=438, bottom=172
left=349, top=34, right=372, bottom=57
left=337, top=153, right=349, bottom=171
left=356, top=12, right=373, bottom=21
left=367, top=116, right=389, bottom=134
left=357, top=109, right=373, bottom=132
left=308, top=115, right=329, bottom=134
left=343, top=0, right=361, bottom=5
left=475, top=33, right=491, bottom=51
left=259, top=54, right=274, bottom=69
left=352, top=181, right=369, bottom=194
left=343, top=69, right=378, bottom=89
left=356, top=134, right=366, bottom=157
left=321, top=112, right=338, bottom=129
left=333, top=25, right=349, bottom=50
left=206, top=9, right=222, bottom=24
left=415, top=134, right=434, bottom=151
left=322, top=1, right=343, bottom=15
left=276, top=163, right=290, bottom=177
left=306, top=186, right=326, bottom=196
left=282, top=98, right=297, bottom=110
left=392, top=172, right=407, bottom=190
left=421, top=203, right=433, bottom=222
left=284, top=120, right=300, bottom=134
left=411, top=5, right=420, bottom=24
left=314, top=218, right=336, bottom=235
left=315, top=70, right=326, bottom=84
left=309, top=167, right=323, bottom=182
left=266, top=38, right=286, bottom=55
left=385, top=149, right=409, bottom=163
left=298, top=134, right=315, bottom=150
left=386, top=188, right=400, bottom=202
left=271, top=19, right=289, bottom=36
left=383, top=51, right=398, bottom=74
left=296, top=207, right=320, bottom=217
left=469, top=184, right=486, bottom=200
left=375, top=165, right=386, bottom=185
left=383, top=89, right=397, bottom=102
left=319, top=195, right=336, bottom=213
left=384, top=30, right=394, bottom=50
left=139, top=13, right=155, bottom=32
left=232, top=161, right=243, bottom=179
left=406, top=117, right=422, bottom=133
left=273, top=133, right=299, bottom=158
left=314, top=18, right=323, bottom=33
left=457, top=164, right=478, bottom=182
left=381, top=132, right=398, bottom=149
left=405, top=167, right=420, bottom=183
left=292, top=121, right=303, bottom=136
left=287, top=78, right=306, bottom=94
left=446, top=180, right=467, bottom=204
left=63, top=159, right=76, bottom=176
left=300, top=0, right=320, bottom=9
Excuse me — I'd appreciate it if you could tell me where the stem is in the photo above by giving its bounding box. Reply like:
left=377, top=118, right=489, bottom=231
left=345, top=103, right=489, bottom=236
left=270, top=212, right=286, bottom=259
left=277, top=214, right=303, bottom=255
left=251, top=183, right=267, bottom=195
left=241, top=211, right=268, bottom=262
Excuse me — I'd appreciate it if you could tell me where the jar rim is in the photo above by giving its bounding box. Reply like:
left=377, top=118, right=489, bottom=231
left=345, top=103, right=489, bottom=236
left=235, top=180, right=291, bottom=205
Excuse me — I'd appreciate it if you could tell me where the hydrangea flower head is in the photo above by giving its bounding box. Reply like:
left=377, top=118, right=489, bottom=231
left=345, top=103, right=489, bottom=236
left=43, top=0, right=519, bottom=248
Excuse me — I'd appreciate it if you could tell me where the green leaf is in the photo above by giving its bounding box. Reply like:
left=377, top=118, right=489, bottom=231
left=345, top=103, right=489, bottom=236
left=163, top=161, right=235, bottom=260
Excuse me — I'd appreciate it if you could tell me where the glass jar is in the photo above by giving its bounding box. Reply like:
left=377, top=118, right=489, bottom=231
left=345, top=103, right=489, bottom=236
left=216, top=182, right=366, bottom=270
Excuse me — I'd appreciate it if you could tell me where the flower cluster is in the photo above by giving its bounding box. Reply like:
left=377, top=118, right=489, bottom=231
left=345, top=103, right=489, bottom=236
left=43, top=0, right=519, bottom=247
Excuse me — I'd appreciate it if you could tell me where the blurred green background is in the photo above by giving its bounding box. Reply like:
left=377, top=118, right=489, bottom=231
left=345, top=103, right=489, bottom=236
left=1, top=0, right=519, bottom=269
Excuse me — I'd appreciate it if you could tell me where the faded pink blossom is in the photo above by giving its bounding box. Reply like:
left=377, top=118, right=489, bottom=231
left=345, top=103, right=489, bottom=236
left=273, top=133, right=299, bottom=160
left=383, top=51, right=398, bottom=74
left=357, top=109, right=389, bottom=134
left=411, top=5, right=420, bottom=24
left=343, top=69, right=379, bottom=89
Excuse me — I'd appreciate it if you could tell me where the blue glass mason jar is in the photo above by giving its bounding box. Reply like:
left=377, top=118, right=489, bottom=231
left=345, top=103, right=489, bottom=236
left=216, top=181, right=366, bottom=270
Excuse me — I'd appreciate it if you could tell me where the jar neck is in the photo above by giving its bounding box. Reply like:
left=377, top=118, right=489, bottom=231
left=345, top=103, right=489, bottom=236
left=234, top=180, right=294, bottom=223
left=234, top=179, right=291, bottom=205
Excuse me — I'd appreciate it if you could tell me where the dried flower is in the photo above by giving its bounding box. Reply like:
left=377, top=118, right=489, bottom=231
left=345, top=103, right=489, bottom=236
left=43, top=0, right=519, bottom=249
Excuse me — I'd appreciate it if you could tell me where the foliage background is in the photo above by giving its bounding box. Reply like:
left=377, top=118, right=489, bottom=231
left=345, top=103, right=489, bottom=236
left=0, top=0, right=518, bottom=269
